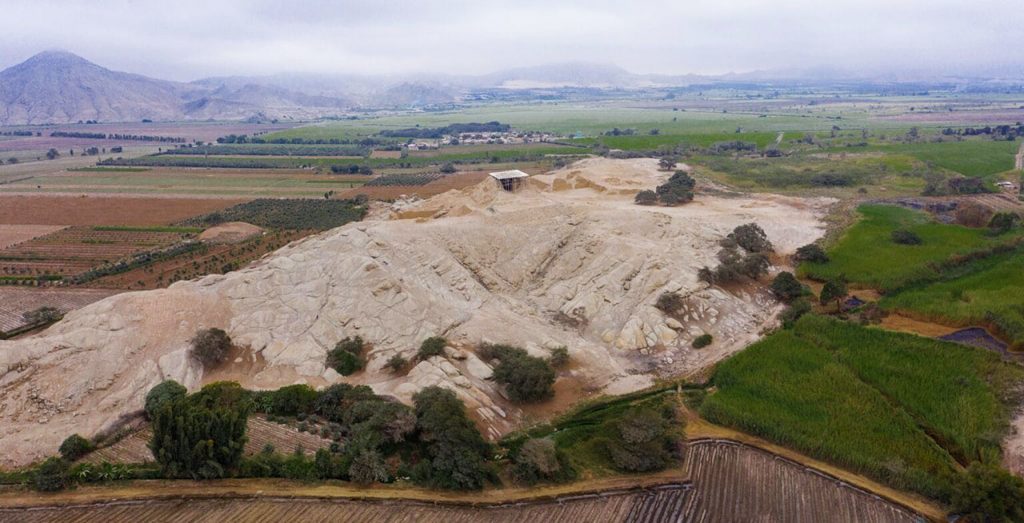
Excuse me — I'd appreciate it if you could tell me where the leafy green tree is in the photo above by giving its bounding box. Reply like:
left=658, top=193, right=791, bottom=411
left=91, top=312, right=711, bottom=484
left=145, top=380, right=187, bottom=420
left=634, top=190, right=658, bottom=205
left=59, top=434, right=94, bottom=461
left=149, top=384, right=249, bottom=479
left=729, top=223, right=773, bottom=253
left=412, top=387, right=492, bottom=490
left=819, top=280, right=848, bottom=310
left=606, top=408, right=677, bottom=473
left=385, top=354, right=408, bottom=373
left=46, top=148, right=59, bottom=160
left=481, top=345, right=556, bottom=402
left=327, top=336, right=365, bottom=375
left=348, top=448, right=389, bottom=485
left=770, top=272, right=805, bottom=302
left=511, top=438, right=574, bottom=485
left=267, top=384, right=318, bottom=416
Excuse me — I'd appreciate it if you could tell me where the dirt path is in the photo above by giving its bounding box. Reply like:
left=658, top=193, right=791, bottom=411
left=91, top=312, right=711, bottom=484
left=1016, top=140, right=1024, bottom=171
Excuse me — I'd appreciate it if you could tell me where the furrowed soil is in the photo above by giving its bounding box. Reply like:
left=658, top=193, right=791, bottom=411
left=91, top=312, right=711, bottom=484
left=0, top=195, right=249, bottom=226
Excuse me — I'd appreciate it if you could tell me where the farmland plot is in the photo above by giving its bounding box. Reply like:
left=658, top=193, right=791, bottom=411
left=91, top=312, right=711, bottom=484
left=0, top=287, right=119, bottom=335
left=0, top=224, right=65, bottom=249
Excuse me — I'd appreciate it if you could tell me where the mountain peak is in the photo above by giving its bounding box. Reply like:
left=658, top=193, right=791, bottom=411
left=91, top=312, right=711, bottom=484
left=22, top=49, right=94, bottom=67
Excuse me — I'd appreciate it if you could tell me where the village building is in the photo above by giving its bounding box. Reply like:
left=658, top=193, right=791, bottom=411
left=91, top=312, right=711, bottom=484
left=489, top=169, right=529, bottom=192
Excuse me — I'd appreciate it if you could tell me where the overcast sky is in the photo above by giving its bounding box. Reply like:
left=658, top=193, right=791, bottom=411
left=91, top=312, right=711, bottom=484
left=0, top=0, right=1020, bottom=80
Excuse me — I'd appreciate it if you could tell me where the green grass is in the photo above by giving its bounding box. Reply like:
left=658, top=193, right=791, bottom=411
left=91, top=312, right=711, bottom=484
left=801, top=204, right=1024, bottom=291
left=853, top=139, right=1020, bottom=179
left=572, top=131, right=779, bottom=151
left=701, top=315, right=1024, bottom=497
left=882, top=247, right=1024, bottom=348
left=698, top=154, right=922, bottom=192
left=68, top=166, right=151, bottom=172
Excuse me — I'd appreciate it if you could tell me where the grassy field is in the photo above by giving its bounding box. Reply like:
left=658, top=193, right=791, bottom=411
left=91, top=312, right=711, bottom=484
left=855, top=139, right=1020, bottom=179
left=697, top=153, right=923, bottom=194
left=882, top=248, right=1024, bottom=348
left=801, top=204, right=1024, bottom=291
left=700, top=315, right=1024, bottom=498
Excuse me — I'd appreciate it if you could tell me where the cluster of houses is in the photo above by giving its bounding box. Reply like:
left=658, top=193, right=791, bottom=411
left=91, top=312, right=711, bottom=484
left=404, top=131, right=560, bottom=151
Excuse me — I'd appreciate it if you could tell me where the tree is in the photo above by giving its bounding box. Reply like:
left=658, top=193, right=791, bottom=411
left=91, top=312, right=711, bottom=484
left=149, top=388, right=249, bottom=479
left=439, top=163, right=457, bottom=174
left=266, top=384, right=318, bottom=416
left=891, top=229, right=922, bottom=245
left=634, top=190, right=658, bottom=205
left=770, top=272, right=805, bottom=302
left=794, top=243, right=829, bottom=263
left=729, top=223, right=773, bottom=253
left=45, top=148, right=59, bottom=160
left=190, top=328, right=232, bottom=367
left=59, top=434, right=94, bottom=461
left=511, top=438, right=574, bottom=485
left=781, top=299, right=812, bottom=328
left=412, top=387, right=492, bottom=490
left=606, top=409, right=676, bottom=473
left=32, top=457, right=71, bottom=492
left=145, top=380, right=187, bottom=420
left=417, top=336, right=447, bottom=360
left=949, top=462, right=1024, bottom=523
left=692, top=334, right=713, bottom=349
left=348, top=448, right=388, bottom=485
left=819, top=280, right=848, bottom=310
left=658, top=157, right=676, bottom=170
left=327, top=336, right=365, bottom=375
left=484, top=346, right=556, bottom=403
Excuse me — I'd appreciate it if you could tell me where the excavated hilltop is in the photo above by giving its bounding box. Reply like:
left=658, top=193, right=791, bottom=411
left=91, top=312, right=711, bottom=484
left=0, top=158, right=832, bottom=467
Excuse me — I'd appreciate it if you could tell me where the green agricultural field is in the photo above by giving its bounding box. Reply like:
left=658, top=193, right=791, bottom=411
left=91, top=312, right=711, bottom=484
left=882, top=248, right=1024, bottom=348
left=801, top=204, right=1024, bottom=291
left=573, top=131, right=779, bottom=151
left=701, top=315, right=1024, bottom=498
left=180, top=198, right=367, bottom=230
left=697, top=153, right=923, bottom=193
left=856, top=139, right=1020, bottom=179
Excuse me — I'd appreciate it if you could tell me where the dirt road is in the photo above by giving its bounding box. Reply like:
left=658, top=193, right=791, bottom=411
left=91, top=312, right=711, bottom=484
left=1015, top=140, right=1023, bottom=171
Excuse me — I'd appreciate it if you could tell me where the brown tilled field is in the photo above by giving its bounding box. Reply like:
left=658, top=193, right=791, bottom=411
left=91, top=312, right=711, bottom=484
left=0, top=287, right=120, bottom=334
left=0, top=224, right=66, bottom=249
left=0, top=226, right=193, bottom=280
left=82, top=416, right=332, bottom=465
left=0, top=195, right=248, bottom=226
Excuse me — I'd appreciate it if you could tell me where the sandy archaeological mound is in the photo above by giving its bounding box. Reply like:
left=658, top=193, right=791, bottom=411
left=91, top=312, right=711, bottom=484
left=0, top=158, right=832, bottom=467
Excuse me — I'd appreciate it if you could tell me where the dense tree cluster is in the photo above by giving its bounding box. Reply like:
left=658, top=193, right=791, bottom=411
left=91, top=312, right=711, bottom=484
left=605, top=408, right=681, bottom=473
left=636, top=170, right=696, bottom=207
left=380, top=122, right=510, bottom=139
left=794, top=243, right=829, bottom=263
left=770, top=272, right=806, bottom=302
left=699, top=223, right=774, bottom=285
left=144, top=380, right=187, bottom=420
left=50, top=131, right=185, bottom=143
left=510, top=438, right=575, bottom=485
left=411, top=387, right=494, bottom=490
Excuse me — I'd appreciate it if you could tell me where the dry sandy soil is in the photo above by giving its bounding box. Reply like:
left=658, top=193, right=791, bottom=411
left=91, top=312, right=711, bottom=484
left=198, top=222, right=263, bottom=244
left=0, top=158, right=832, bottom=467
left=0, top=224, right=65, bottom=249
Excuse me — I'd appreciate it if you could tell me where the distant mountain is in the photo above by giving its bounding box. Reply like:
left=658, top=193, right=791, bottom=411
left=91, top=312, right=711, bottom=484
left=0, top=50, right=188, bottom=124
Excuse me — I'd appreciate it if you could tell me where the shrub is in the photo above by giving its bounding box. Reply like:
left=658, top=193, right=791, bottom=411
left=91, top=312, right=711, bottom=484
left=692, top=334, right=713, bottom=349
left=144, top=380, right=187, bottom=420
left=190, top=328, right=232, bottom=367
left=439, top=162, right=457, bottom=174
left=282, top=449, right=317, bottom=481
left=511, top=438, right=575, bottom=485
left=655, top=291, right=685, bottom=313
left=891, top=229, right=923, bottom=245
left=266, top=384, right=318, bottom=416
left=22, top=306, right=63, bottom=325
left=313, top=383, right=377, bottom=422
left=417, top=336, right=447, bottom=360
left=794, top=243, right=829, bottom=263
left=385, top=354, right=408, bottom=373
left=481, top=345, right=556, bottom=402
left=989, top=212, right=1020, bottom=235
left=348, top=448, right=389, bottom=485
left=412, top=387, right=492, bottom=490
left=654, top=170, right=696, bottom=205
left=32, top=457, right=71, bottom=492
left=606, top=409, right=674, bottom=473
left=634, top=190, right=658, bottom=205
left=949, top=461, right=1024, bottom=522
left=548, top=346, right=570, bottom=368
left=58, top=434, right=94, bottom=461
left=781, top=299, right=812, bottom=328
left=327, top=336, right=365, bottom=375
left=770, top=272, right=805, bottom=302
left=729, top=223, right=773, bottom=253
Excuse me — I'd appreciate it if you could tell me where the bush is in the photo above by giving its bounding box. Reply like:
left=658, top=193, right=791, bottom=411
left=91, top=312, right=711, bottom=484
left=282, top=449, right=317, bottom=481
left=412, top=387, right=493, bottom=490
left=313, top=383, right=377, bottom=422
left=327, top=336, right=365, bottom=375
left=794, top=243, right=829, bottom=263
left=729, top=223, right=773, bottom=253
left=22, top=306, right=63, bottom=325
left=32, top=457, right=71, bottom=492
left=891, top=229, right=923, bottom=245
left=654, top=170, right=696, bottom=205
left=482, top=345, right=556, bottom=402
left=348, top=448, right=389, bottom=485
left=266, top=384, right=318, bottom=416
left=989, top=212, right=1020, bottom=235
left=781, top=299, right=812, bottom=328
left=819, top=280, right=848, bottom=309
left=692, top=334, right=713, bottom=349
left=949, top=461, right=1024, bottom=522
left=655, top=291, right=685, bottom=313
left=770, top=272, right=805, bottom=302
left=606, top=409, right=674, bottom=473
left=385, top=354, right=408, bottom=373
left=58, top=434, right=94, bottom=461
left=548, top=346, right=570, bottom=368
left=190, top=328, right=232, bottom=367
left=634, top=190, right=658, bottom=205
left=417, top=336, right=447, bottom=360
left=144, top=380, right=187, bottom=420
left=511, top=438, right=575, bottom=485
left=439, top=162, right=457, bottom=174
